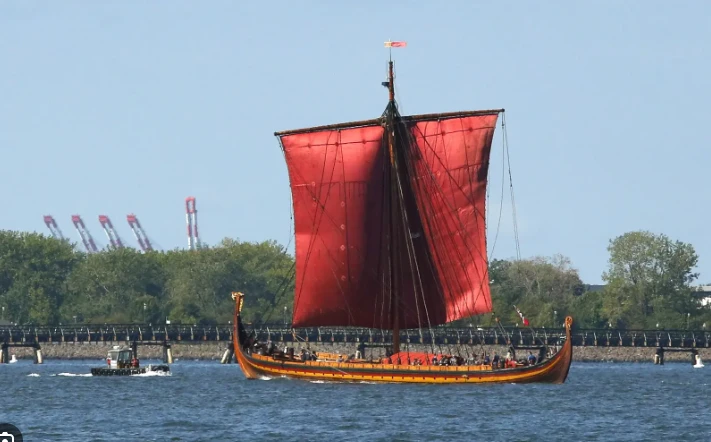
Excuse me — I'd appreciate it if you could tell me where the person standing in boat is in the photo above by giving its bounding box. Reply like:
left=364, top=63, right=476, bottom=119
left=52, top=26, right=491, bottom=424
left=538, top=347, right=546, bottom=364
left=528, top=352, right=536, bottom=365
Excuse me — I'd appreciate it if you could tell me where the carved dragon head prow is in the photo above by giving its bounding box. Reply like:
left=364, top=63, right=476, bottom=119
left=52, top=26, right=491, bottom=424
left=565, top=316, right=573, bottom=330
left=231, top=292, right=245, bottom=313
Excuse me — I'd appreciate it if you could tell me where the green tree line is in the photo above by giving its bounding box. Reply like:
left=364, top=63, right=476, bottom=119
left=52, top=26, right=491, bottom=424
left=0, top=229, right=709, bottom=329
left=486, top=231, right=711, bottom=330
left=0, top=231, right=294, bottom=326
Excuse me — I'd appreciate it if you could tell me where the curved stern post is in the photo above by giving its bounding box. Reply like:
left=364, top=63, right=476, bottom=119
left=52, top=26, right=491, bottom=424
left=555, top=315, right=574, bottom=384
left=231, top=292, right=261, bottom=379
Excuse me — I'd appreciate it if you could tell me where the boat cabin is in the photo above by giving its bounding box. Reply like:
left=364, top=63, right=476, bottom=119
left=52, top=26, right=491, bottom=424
left=106, top=345, right=137, bottom=369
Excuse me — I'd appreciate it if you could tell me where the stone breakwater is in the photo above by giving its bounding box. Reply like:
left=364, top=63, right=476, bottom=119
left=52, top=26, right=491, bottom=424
left=4, top=341, right=709, bottom=363
left=6, top=342, right=232, bottom=361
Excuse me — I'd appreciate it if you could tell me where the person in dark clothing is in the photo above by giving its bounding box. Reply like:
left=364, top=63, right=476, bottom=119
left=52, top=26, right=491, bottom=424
left=527, top=352, right=536, bottom=365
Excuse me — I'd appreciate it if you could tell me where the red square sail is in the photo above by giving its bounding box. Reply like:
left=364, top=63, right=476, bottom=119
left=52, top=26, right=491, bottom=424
left=278, top=112, right=498, bottom=329
left=406, top=114, right=499, bottom=323
left=281, top=125, right=387, bottom=328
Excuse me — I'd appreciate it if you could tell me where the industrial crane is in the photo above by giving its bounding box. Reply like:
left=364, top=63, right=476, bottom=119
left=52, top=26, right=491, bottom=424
left=43, top=215, right=65, bottom=240
left=126, top=214, right=153, bottom=252
left=71, top=215, right=99, bottom=253
left=98, top=215, right=124, bottom=249
left=47, top=196, right=202, bottom=253
left=185, top=196, right=201, bottom=250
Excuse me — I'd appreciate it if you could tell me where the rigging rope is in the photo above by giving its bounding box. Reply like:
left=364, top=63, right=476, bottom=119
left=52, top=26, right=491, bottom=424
left=488, top=114, right=508, bottom=259
left=250, top=261, right=296, bottom=330
left=497, top=115, right=548, bottom=347
left=392, top=113, right=437, bottom=354
left=485, top=114, right=524, bottom=347
left=502, top=113, right=522, bottom=261
left=498, top=115, right=546, bottom=347
left=248, top=150, right=299, bottom=331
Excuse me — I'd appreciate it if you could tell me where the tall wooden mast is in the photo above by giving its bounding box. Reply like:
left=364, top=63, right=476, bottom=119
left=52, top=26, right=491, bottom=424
left=385, top=60, right=400, bottom=355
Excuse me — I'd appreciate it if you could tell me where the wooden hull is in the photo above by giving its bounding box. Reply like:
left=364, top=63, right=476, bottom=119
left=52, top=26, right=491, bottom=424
left=231, top=293, right=573, bottom=384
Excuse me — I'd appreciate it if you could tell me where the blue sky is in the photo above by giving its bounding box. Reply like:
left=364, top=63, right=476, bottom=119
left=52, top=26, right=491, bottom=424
left=1, top=1, right=709, bottom=283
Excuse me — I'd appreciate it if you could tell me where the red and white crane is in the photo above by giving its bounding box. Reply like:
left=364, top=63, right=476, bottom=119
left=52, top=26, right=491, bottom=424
left=98, top=215, right=124, bottom=249
left=185, top=196, right=201, bottom=250
left=126, top=214, right=153, bottom=252
left=71, top=215, right=99, bottom=253
left=43, top=215, right=65, bottom=240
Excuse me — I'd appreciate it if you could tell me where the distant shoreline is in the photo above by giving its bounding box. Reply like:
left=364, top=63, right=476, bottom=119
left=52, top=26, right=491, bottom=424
left=3, top=341, right=708, bottom=364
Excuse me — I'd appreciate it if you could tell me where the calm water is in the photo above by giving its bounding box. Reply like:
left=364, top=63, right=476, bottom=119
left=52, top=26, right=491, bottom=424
left=1, top=359, right=709, bottom=441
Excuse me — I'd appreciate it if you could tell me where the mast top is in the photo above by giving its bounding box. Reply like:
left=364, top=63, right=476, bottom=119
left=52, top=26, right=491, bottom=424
left=382, top=41, right=406, bottom=104
left=387, top=61, right=395, bottom=103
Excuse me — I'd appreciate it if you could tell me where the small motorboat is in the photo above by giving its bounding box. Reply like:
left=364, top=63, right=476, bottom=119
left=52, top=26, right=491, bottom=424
left=91, top=345, right=169, bottom=376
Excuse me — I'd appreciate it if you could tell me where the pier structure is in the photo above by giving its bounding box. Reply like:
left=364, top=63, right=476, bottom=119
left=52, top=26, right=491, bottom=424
left=123, top=340, right=174, bottom=364
left=2, top=325, right=710, bottom=364
left=220, top=345, right=235, bottom=364
left=0, top=335, right=174, bottom=365
left=653, top=346, right=702, bottom=366
left=1, top=342, right=43, bottom=364
left=1, top=324, right=710, bottom=348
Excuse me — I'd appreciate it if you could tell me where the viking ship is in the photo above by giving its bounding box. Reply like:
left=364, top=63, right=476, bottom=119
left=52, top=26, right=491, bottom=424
left=232, top=56, right=573, bottom=384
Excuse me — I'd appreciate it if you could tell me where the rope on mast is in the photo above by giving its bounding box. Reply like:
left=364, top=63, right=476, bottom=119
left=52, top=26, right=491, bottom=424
left=503, top=112, right=522, bottom=261
left=488, top=112, right=508, bottom=259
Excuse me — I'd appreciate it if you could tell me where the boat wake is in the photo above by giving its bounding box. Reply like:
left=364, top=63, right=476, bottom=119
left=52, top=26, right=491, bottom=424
left=27, top=373, right=40, bottom=377
left=130, top=370, right=171, bottom=377
left=54, top=373, right=92, bottom=377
